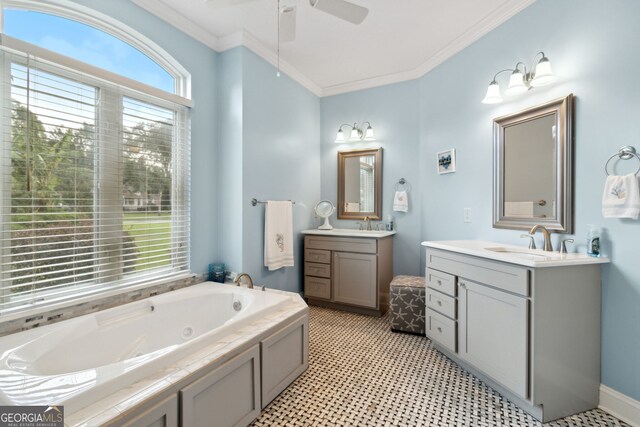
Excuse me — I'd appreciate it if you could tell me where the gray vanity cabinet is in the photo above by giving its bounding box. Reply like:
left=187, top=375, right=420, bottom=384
left=425, top=246, right=602, bottom=422
left=304, top=234, right=393, bottom=316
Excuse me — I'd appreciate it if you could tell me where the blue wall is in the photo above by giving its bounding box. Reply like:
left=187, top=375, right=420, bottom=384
left=215, top=48, right=320, bottom=292
left=320, top=0, right=640, bottom=402
left=320, top=81, right=422, bottom=276
left=72, top=0, right=220, bottom=276
left=241, top=49, right=320, bottom=293
left=216, top=48, right=244, bottom=273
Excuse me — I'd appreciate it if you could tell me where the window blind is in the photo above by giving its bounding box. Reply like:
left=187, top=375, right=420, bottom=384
left=0, top=46, right=190, bottom=315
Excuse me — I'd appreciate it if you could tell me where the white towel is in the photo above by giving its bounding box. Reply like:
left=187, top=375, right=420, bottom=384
left=602, top=174, right=640, bottom=219
left=393, top=190, right=409, bottom=212
left=264, top=201, right=294, bottom=271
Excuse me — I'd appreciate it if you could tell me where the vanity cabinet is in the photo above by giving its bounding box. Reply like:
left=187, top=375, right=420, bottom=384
left=303, top=233, right=393, bottom=316
left=424, top=243, right=605, bottom=422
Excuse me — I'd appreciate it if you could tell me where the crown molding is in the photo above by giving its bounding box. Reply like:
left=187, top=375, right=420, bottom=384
left=131, top=0, right=321, bottom=96
left=240, top=31, right=322, bottom=96
left=320, top=0, right=537, bottom=97
left=131, top=0, right=220, bottom=51
left=133, top=0, right=536, bottom=98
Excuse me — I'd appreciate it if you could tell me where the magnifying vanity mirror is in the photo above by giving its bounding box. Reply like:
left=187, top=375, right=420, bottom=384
left=493, top=94, right=574, bottom=232
left=337, top=148, right=382, bottom=220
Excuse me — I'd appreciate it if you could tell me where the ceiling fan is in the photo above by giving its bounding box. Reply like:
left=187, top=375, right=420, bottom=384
left=204, top=0, right=369, bottom=42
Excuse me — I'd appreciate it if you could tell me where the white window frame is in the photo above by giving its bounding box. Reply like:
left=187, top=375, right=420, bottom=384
left=0, top=1, right=192, bottom=319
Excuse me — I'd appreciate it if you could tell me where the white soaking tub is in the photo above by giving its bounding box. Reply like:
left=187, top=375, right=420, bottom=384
left=0, top=283, right=294, bottom=416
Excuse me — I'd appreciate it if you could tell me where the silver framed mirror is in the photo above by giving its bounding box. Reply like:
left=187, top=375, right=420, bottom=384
left=493, top=94, right=574, bottom=233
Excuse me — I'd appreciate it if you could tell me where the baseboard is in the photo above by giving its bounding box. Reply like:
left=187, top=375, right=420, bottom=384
left=599, top=384, right=640, bottom=427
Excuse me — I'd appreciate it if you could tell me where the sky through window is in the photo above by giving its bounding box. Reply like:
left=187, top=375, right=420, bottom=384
left=3, top=9, right=175, bottom=93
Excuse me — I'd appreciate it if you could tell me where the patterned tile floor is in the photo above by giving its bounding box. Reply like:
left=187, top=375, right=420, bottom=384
left=251, top=306, right=629, bottom=427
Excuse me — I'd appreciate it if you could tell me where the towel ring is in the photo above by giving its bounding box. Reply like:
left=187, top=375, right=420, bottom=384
left=604, top=146, right=640, bottom=176
left=395, top=178, right=411, bottom=192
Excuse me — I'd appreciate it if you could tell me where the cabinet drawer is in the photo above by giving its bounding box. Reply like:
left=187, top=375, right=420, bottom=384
left=426, top=288, right=456, bottom=319
left=305, top=262, right=330, bottom=278
left=304, top=235, right=377, bottom=254
left=305, top=249, right=331, bottom=264
left=427, top=248, right=529, bottom=297
left=304, top=276, right=331, bottom=300
left=426, top=268, right=456, bottom=297
left=427, top=308, right=456, bottom=353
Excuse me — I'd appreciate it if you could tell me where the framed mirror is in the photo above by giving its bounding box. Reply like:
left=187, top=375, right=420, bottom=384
left=493, top=94, right=574, bottom=233
left=338, top=148, right=382, bottom=220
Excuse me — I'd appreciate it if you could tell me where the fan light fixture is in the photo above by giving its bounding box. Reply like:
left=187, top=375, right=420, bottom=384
left=335, top=122, right=375, bottom=143
left=482, top=52, right=557, bottom=104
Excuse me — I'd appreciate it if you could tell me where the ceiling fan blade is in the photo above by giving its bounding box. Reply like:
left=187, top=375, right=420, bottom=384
left=309, top=0, right=368, bottom=24
left=203, top=0, right=257, bottom=9
left=279, top=6, right=297, bottom=43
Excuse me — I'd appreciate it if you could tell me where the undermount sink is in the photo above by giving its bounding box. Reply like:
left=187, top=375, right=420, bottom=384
left=484, top=247, right=564, bottom=260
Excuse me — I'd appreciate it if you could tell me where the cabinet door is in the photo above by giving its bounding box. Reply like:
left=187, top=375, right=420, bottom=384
left=333, top=252, right=377, bottom=308
left=261, top=316, right=309, bottom=407
left=458, top=279, right=529, bottom=399
left=122, top=394, right=178, bottom=427
left=181, top=345, right=261, bottom=427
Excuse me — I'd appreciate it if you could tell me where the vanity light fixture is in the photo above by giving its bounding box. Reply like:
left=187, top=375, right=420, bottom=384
left=482, top=52, right=557, bottom=104
left=334, top=122, right=375, bottom=143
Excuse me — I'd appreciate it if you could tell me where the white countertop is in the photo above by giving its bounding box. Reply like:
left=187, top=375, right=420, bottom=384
left=301, top=228, right=396, bottom=238
left=422, top=240, right=610, bottom=268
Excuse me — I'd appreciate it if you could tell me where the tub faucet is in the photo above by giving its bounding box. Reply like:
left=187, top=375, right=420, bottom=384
left=529, top=224, right=553, bottom=252
left=234, top=273, right=254, bottom=289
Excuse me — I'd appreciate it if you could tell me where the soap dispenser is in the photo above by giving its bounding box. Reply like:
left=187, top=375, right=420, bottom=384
left=586, top=224, right=601, bottom=257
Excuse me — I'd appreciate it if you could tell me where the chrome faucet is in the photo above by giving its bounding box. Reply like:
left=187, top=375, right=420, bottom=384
left=529, top=225, right=553, bottom=252
left=234, top=273, right=254, bottom=289
left=363, top=216, right=372, bottom=231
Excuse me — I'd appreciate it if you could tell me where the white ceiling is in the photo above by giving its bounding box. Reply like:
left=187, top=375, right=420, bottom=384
left=132, top=0, right=536, bottom=96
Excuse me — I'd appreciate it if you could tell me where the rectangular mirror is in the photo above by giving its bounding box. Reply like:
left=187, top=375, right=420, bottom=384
left=338, top=148, right=382, bottom=220
left=493, top=94, right=574, bottom=232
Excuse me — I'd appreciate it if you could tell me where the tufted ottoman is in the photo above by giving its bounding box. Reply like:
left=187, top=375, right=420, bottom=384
left=390, top=275, right=426, bottom=335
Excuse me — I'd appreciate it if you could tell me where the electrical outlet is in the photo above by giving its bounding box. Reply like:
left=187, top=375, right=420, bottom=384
left=463, top=208, right=471, bottom=223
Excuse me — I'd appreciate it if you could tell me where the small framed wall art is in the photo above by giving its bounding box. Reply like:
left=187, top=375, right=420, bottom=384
left=437, top=149, right=456, bottom=174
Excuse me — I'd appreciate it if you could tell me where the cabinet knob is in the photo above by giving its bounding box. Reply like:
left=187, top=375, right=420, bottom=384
left=437, top=280, right=442, bottom=285
left=459, top=282, right=466, bottom=289
left=437, top=300, right=442, bottom=306
left=436, top=327, right=442, bottom=333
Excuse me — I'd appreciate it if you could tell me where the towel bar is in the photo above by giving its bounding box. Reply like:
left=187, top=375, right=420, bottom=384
left=604, top=145, right=640, bottom=176
left=251, top=198, right=296, bottom=206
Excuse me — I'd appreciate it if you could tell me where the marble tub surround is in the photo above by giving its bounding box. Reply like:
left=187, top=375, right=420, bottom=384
left=0, top=274, right=202, bottom=338
left=0, top=285, right=308, bottom=426
left=422, top=240, right=610, bottom=268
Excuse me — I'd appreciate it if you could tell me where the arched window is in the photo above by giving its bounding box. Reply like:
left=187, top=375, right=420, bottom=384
left=0, top=1, right=191, bottom=315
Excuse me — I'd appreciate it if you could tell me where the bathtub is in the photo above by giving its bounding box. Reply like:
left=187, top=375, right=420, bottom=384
left=0, top=282, right=297, bottom=416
